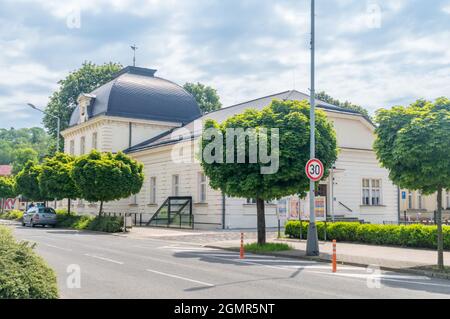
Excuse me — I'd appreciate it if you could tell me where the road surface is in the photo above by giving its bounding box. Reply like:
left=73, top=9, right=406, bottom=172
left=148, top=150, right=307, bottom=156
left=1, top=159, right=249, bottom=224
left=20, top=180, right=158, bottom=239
left=10, top=225, right=450, bottom=299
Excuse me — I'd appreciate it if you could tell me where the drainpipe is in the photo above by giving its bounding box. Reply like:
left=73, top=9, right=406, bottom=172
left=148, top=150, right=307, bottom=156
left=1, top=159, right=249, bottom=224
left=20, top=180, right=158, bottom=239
left=128, top=122, right=132, bottom=148
left=222, top=192, right=226, bottom=229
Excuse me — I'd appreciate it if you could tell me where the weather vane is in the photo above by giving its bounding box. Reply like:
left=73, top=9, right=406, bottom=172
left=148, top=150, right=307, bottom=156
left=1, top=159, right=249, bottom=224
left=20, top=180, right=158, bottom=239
left=130, top=44, right=138, bottom=67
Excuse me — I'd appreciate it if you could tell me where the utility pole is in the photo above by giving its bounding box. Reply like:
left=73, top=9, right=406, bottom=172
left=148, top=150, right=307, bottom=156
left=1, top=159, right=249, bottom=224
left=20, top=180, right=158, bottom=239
left=131, top=44, right=138, bottom=67
left=27, top=103, right=60, bottom=152
left=306, top=0, right=319, bottom=256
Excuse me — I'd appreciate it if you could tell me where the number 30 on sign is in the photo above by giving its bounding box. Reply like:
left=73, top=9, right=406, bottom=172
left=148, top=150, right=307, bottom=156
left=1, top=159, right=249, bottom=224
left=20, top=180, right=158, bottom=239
left=305, top=158, right=324, bottom=182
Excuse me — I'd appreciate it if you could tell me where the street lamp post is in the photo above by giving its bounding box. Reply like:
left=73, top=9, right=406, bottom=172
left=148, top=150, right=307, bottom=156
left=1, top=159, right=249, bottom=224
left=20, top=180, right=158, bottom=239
left=27, top=103, right=61, bottom=152
left=306, top=0, right=320, bottom=256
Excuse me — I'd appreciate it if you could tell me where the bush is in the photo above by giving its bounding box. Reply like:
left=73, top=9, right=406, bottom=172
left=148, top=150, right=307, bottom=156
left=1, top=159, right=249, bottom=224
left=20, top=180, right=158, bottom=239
left=0, top=226, right=58, bottom=299
left=55, top=212, right=123, bottom=233
left=285, top=221, right=450, bottom=250
left=0, top=210, right=24, bottom=221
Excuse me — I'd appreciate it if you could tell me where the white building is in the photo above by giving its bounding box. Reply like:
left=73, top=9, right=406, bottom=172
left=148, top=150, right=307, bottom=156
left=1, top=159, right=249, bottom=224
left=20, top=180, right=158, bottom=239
left=61, top=66, right=399, bottom=228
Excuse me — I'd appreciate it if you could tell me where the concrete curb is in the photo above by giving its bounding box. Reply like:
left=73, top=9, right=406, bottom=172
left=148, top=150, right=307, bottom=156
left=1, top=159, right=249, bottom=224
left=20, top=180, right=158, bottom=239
left=204, top=245, right=450, bottom=281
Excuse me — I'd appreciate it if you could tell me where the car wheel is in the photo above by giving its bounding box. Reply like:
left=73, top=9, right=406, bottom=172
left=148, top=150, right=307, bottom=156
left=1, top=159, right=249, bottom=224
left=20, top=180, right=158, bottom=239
left=22, top=222, right=25, bottom=226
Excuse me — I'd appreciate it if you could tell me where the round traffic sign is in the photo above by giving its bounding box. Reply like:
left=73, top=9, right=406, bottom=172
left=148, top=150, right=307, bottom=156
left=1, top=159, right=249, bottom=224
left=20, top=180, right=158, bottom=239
left=305, top=158, right=324, bottom=182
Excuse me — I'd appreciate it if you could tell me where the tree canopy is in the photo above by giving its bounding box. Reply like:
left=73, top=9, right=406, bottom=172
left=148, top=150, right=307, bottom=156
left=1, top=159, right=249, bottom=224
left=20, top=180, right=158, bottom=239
left=0, top=127, right=50, bottom=166
left=0, top=176, right=15, bottom=199
left=315, top=91, right=371, bottom=120
left=39, top=153, right=79, bottom=213
left=43, top=61, right=122, bottom=146
left=201, top=99, right=338, bottom=243
left=11, top=148, right=39, bottom=175
left=71, top=150, right=144, bottom=213
left=374, top=97, right=450, bottom=193
left=374, top=97, right=450, bottom=269
left=15, top=161, right=50, bottom=202
left=183, top=82, right=222, bottom=114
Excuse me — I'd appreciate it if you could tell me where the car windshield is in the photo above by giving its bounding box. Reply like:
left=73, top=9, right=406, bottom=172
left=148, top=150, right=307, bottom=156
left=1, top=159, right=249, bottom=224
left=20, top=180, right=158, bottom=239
left=38, top=208, right=56, bottom=214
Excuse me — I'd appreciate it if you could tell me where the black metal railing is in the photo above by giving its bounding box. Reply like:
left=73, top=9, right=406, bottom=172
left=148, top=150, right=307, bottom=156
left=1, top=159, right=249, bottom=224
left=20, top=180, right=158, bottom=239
left=146, top=196, right=193, bottom=229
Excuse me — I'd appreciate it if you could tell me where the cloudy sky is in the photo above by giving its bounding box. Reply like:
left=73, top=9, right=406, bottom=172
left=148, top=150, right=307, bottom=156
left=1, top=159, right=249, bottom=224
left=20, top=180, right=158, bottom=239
left=1, top=0, right=450, bottom=129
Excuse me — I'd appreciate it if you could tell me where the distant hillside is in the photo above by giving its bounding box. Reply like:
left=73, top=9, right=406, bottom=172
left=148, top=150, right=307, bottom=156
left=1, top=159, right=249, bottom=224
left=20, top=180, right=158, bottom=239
left=0, top=127, right=51, bottom=165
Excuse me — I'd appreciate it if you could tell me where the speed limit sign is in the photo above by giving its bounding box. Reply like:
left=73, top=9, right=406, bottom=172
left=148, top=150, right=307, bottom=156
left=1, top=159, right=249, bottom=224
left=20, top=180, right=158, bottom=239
left=305, top=158, right=324, bottom=182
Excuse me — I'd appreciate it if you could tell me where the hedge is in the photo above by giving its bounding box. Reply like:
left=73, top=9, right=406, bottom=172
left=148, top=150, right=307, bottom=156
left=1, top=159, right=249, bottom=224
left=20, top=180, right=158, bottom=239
left=0, top=210, right=24, bottom=221
left=0, top=226, right=58, bottom=299
left=55, top=210, right=123, bottom=233
left=285, top=221, right=450, bottom=250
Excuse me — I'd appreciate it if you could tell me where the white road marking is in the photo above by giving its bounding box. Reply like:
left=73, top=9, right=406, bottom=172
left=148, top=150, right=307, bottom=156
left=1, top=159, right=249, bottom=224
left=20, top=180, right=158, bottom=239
left=42, top=243, right=73, bottom=252
left=309, top=271, right=450, bottom=288
left=84, top=253, right=124, bottom=265
left=145, top=268, right=214, bottom=287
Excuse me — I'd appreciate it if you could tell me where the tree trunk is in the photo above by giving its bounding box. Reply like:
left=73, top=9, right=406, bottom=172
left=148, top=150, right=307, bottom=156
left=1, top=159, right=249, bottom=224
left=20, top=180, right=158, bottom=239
left=256, top=198, right=266, bottom=245
left=1, top=198, right=4, bottom=214
left=99, top=201, right=104, bottom=216
left=436, top=188, right=444, bottom=270
left=67, top=198, right=71, bottom=215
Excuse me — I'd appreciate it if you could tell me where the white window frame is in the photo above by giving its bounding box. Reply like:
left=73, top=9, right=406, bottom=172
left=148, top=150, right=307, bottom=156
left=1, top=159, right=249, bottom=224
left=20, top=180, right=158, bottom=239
left=446, top=191, right=450, bottom=210
left=150, top=177, right=157, bottom=204
left=69, top=140, right=75, bottom=155
left=172, top=175, right=179, bottom=196
left=198, top=172, right=207, bottom=203
left=92, top=132, right=98, bottom=150
left=417, top=192, right=423, bottom=210
left=408, top=191, right=413, bottom=209
left=80, top=136, right=86, bottom=155
left=361, top=178, right=382, bottom=206
left=129, top=194, right=137, bottom=205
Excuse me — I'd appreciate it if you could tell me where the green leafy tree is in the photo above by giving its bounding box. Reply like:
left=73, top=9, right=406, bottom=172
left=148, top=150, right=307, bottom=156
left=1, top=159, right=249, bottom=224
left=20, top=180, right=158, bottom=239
left=14, top=161, right=50, bottom=202
left=201, top=100, right=338, bottom=244
left=315, top=91, right=371, bottom=120
left=0, top=177, right=15, bottom=213
left=39, top=153, right=79, bottom=214
left=71, top=150, right=144, bottom=214
left=374, top=97, right=450, bottom=269
left=183, top=82, right=222, bottom=114
left=43, top=61, right=122, bottom=150
left=0, top=127, right=51, bottom=165
left=11, top=148, right=39, bottom=175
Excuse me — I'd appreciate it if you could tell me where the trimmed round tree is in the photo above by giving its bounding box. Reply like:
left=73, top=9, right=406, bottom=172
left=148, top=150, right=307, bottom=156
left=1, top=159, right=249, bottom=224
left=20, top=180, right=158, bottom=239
left=39, top=152, right=79, bottom=214
left=71, top=150, right=144, bottom=214
left=374, top=97, right=450, bottom=269
left=0, top=176, right=15, bottom=213
left=15, top=161, right=50, bottom=202
left=201, top=99, right=338, bottom=244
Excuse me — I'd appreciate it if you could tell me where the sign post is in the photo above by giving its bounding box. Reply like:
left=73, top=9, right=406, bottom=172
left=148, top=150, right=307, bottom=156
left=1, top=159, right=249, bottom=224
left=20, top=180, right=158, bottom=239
left=305, top=157, right=324, bottom=256
left=306, top=0, right=320, bottom=257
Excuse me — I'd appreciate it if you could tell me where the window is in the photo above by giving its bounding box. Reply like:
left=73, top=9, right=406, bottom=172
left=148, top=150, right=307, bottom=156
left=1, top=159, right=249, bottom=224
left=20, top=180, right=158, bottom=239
left=92, top=132, right=98, bottom=150
left=417, top=192, right=423, bottom=210
left=447, top=191, right=450, bottom=210
left=80, top=136, right=85, bottom=155
left=172, top=175, right=179, bottom=196
left=408, top=191, right=413, bottom=209
left=129, top=194, right=137, bottom=205
left=198, top=173, right=207, bottom=203
left=362, top=179, right=382, bottom=206
left=69, top=140, right=75, bottom=155
left=150, top=177, right=156, bottom=204
left=246, top=198, right=257, bottom=204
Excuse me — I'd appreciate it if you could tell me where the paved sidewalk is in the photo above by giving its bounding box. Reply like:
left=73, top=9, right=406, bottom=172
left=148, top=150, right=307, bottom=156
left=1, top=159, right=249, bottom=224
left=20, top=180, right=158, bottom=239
left=206, top=237, right=450, bottom=279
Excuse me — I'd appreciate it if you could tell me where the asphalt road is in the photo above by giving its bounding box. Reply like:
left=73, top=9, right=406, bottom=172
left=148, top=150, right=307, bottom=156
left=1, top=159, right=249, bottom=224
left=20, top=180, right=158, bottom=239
left=10, top=224, right=450, bottom=299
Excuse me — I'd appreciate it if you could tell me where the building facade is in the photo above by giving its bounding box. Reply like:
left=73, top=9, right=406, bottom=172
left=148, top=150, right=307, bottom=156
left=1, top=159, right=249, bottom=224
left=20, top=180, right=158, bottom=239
left=61, top=66, right=400, bottom=228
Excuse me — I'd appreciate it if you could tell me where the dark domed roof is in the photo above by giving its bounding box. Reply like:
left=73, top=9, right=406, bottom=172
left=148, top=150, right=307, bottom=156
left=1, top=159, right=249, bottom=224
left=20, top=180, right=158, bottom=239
left=69, top=66, right=201, bottom=126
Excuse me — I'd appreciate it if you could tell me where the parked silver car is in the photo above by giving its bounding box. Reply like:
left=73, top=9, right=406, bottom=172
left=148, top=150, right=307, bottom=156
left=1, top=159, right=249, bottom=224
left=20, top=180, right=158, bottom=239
left=22, top=206, right=57, bottom=228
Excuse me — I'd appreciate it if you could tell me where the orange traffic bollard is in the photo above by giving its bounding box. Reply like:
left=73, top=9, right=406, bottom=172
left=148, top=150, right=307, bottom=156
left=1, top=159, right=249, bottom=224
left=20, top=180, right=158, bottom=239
left=240, top=232, right=245, bottom=259
left=332, top=239, right=337, bottom=273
